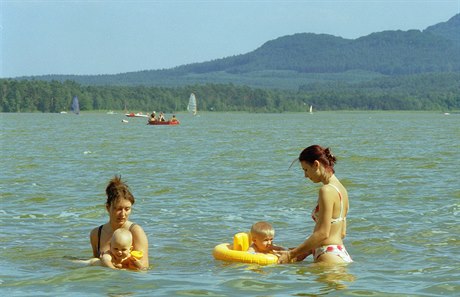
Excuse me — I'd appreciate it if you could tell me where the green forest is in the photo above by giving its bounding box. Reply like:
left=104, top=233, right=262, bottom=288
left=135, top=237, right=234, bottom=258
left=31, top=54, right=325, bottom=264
left=2, top=72, right=459, bottom=113
left=4, top=14, right=457, bottom=113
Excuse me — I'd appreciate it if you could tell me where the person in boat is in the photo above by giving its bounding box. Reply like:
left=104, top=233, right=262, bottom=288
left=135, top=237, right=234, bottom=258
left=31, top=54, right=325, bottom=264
left=169, top=115, right=178, bottom=123
left=89, top=176, right=149, bottom=269
left=247, top=221, right=285, bottom=254
left=158, top=112, right=166, bottom=122
left=149, top=111, right=156, bottom=122
left=75, top=228, right=145, bottom=270
left=276, top=145, right=352, bottom=264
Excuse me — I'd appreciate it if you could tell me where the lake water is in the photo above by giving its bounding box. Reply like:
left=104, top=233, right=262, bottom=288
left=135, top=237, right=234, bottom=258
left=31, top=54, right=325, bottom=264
left=1, top=111, right=459, bottom=296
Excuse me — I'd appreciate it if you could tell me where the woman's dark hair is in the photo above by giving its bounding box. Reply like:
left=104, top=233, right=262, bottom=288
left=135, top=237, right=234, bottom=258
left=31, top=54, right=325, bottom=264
left=299, top=145, right=337, bottom=174
left=105, top=175, right=135, bottom=206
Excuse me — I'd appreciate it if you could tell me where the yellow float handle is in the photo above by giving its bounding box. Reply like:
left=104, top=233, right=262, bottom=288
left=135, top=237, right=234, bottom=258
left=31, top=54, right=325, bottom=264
left=130, top=250, right=143, bottom=259
left=233, top=232, right=251, bottom=251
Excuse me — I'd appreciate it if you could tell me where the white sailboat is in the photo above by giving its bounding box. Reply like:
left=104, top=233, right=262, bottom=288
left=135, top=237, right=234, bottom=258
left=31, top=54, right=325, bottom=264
left=187, top=93, right=197, bottom=115
left=71, top=96, right=80, bottom=115
left=309, top=105, right=313, bottom=114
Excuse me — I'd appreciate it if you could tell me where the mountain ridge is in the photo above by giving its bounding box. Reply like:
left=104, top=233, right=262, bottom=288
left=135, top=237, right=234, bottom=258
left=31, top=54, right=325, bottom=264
left=15, top=13, right=460, bottom=90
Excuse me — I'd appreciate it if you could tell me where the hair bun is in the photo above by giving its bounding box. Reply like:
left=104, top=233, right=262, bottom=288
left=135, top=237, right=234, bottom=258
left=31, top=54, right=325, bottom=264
left=324, top=148, right=337, bottom=165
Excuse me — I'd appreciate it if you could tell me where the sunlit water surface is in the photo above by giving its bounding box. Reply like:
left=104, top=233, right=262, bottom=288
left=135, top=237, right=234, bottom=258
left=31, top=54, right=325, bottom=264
left=1, top=111, right=459, bottom=296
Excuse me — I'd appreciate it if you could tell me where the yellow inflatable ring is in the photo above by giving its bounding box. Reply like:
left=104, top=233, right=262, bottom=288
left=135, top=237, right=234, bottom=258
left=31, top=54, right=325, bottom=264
left=212, top=232, right=278, bottom=265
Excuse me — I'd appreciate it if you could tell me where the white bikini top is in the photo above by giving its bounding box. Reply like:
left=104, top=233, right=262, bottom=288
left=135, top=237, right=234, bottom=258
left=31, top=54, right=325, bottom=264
left=311, top=184, right=345, bottom=224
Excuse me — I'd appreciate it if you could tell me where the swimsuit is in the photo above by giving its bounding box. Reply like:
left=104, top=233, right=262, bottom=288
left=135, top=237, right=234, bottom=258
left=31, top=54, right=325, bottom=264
left=312, top=244, right=353, bottom=263
left=311, top=184, right=345, bottom=224
left=311, top=184, right=353, bottom=263
left=97, top=223, right=137, bottom=257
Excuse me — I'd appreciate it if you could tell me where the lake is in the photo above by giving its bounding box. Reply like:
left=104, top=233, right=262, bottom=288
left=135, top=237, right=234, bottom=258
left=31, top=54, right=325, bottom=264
left=0, top=111, right=459, bottom=296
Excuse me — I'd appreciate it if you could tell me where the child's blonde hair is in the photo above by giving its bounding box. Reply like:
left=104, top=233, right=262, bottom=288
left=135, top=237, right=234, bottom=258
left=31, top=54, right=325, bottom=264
left=250, top=221, right=275, bottom=238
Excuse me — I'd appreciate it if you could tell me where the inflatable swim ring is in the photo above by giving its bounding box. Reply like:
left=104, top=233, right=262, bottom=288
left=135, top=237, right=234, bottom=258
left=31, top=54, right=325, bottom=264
left=213, top=232, right=278, bottom=265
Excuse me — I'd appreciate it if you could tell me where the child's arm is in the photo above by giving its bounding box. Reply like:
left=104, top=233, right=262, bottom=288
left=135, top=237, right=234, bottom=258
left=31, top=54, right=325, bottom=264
left=100, top=253, right=118, bottom=269
left=129, top=256, right=146, bottom=270
left=271, top=245, right=286, bottom=252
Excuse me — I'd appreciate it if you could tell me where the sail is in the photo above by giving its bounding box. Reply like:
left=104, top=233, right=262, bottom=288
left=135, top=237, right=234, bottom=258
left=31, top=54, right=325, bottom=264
left=309, top=105, right=313, bottom=113
left=71, top=96, right=80, bottom=114
left=187, top=93, right=197, bottom=115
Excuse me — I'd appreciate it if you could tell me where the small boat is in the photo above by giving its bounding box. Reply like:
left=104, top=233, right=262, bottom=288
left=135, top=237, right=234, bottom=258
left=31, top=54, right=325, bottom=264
left=125, top=112, right=149, bottom=118
left=147, top=120, right=180, bottom=126
left=187, top=93, right=197, bottom=116
left=309, top=105, right=313, bottom=114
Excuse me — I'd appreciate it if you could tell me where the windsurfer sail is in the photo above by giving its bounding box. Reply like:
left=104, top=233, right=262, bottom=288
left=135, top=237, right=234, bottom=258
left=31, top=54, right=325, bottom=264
left=187, top=93, right=197, bottom=115
left=71, top=96, right=80, bottom=115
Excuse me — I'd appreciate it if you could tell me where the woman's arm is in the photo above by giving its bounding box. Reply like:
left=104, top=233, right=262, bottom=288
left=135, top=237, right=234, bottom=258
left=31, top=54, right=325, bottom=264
left=342, top=218, right=347, bottom=239
left=89, top=227, right=100, bottom=258
left=278, top=186, right=335, bottom=263
left=131, top=225, right=149, bottom=268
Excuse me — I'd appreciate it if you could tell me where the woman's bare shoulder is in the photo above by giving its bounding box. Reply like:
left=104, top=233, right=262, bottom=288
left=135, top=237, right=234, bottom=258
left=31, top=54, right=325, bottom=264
left=89, top=224, right=106, bottom=240
left=319, top=185, right=337, bottom=197
left=129, top=223, right=146, bottom=235
left=90, top=226, right=99, bottom=237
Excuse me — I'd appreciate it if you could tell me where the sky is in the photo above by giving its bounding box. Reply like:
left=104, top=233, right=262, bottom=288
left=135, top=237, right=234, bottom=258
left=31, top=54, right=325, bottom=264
left=1, top=0, right=459, bottom=78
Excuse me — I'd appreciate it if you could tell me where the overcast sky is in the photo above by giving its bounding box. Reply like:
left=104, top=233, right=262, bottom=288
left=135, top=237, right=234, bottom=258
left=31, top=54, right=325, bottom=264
left=1, top=0, right=459, bottom=77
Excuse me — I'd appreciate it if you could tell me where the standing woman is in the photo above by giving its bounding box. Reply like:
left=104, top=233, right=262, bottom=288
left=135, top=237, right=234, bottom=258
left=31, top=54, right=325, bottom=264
left=278, top=145, right=352, bottom=264
left=90, top=176, right=149, bottom=269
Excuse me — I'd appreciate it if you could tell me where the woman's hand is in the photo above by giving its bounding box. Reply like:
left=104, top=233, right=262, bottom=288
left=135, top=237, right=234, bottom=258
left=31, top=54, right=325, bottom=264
left=275, top=250, right=292, bottom=264
left=295, top=252, right=310, bottom=262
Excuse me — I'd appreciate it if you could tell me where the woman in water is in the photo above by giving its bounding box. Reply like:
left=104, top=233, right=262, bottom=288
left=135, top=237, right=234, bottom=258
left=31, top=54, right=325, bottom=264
left=89, top=176, right=149, bottom=269
left=277, top=145, right=352, bottom=264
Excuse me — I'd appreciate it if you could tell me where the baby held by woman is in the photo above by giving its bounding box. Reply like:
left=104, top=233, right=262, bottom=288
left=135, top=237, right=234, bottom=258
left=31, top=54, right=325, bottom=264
left=75, top=228, right=144, bottom=271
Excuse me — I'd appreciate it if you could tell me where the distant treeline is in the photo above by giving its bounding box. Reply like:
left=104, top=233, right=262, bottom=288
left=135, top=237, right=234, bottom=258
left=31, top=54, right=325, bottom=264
left=1, top=72, right=459, bottom=113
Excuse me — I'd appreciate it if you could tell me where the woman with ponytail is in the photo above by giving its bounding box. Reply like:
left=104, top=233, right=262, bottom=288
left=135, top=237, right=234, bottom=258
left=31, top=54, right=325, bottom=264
left=89, top=176, right=149, bottom=269
left=277, top=145, right=352, bottom=264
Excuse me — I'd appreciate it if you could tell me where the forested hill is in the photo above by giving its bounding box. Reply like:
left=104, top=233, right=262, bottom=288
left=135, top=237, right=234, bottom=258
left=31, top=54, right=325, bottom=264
left=16, top=13, right=460, bottom=89
left=174, top=13, right=460, bottom=75
left=424, top=13, right=460, bottom=44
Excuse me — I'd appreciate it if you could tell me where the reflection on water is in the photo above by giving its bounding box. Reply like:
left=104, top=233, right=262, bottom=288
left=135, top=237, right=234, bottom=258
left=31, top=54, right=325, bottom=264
left=293, top=263, right=356, bottom=294
left=314, top=265, right=356, bottom=292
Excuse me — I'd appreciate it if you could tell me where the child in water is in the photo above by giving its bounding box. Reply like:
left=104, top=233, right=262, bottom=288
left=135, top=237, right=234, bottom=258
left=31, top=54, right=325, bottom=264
left=247, top=221, right=285, bottom=253
left=76, top=229, right=145, bottom=270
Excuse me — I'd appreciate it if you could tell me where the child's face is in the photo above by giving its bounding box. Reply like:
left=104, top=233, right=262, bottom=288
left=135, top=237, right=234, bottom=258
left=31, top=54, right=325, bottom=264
left=110, top=238, right=132, bottom=262
left=253, top=233, right=274, bottom=253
